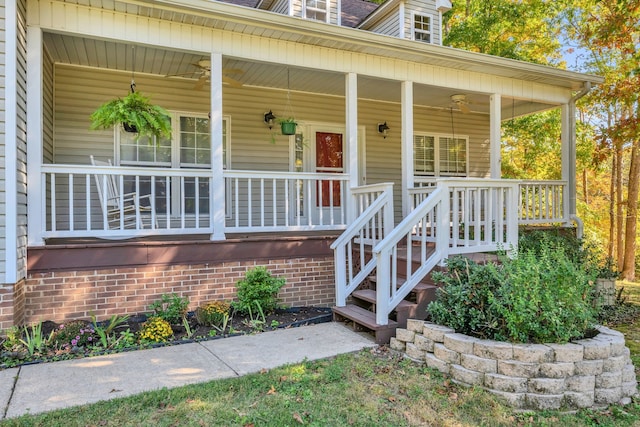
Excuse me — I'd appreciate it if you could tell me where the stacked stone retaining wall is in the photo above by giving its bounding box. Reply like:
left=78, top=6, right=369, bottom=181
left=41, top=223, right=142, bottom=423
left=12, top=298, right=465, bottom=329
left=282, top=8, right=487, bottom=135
left=391, top=320, right=638, bottom=410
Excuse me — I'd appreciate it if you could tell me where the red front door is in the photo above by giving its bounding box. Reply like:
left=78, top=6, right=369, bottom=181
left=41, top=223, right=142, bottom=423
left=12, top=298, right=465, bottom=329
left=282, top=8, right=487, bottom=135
left=315, top=132, right=343, bottom=207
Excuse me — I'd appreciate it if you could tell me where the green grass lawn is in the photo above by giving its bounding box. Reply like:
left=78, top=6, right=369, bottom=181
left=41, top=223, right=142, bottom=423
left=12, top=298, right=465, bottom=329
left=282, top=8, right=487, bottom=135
left=2, top=285, right=640, bottom=427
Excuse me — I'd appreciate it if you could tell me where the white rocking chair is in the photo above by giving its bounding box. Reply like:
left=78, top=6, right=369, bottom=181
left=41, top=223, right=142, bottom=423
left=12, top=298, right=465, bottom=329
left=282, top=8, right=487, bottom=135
left=90, top=155, right=153, bottom=230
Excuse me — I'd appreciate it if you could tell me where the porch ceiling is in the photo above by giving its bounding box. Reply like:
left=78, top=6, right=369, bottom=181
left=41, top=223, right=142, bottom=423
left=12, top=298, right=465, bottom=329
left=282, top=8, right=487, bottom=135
left=43, top=32, right=554, bottom=117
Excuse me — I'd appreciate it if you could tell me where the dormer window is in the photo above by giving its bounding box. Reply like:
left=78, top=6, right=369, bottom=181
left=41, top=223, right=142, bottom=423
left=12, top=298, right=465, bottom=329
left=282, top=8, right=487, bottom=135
left=413, top=13, right=432, bottom=43
left=304, top=0, right=328, bottom=22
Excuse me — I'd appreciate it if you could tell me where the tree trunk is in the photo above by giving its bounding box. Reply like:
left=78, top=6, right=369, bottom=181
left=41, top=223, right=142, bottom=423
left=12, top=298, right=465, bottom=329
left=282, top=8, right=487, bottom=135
left=616, top=138, right=624, bottom=271
left=621, top=141, right=640, bottom=281
left=608, top=151, right=616, bottom=259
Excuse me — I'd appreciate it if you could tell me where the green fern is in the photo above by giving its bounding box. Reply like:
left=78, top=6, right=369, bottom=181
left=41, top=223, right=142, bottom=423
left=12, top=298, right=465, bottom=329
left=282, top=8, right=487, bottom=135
left=90, top=91, right=172, bottom=141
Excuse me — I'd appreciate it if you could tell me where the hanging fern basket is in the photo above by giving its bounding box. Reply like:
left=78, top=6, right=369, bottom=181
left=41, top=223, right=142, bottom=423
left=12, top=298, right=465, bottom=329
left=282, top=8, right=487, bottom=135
left=280, top=121, right=297, bottom=135
left=89, top=91, right=171, bottom=140
left=122, top=122, right=138, bottom=133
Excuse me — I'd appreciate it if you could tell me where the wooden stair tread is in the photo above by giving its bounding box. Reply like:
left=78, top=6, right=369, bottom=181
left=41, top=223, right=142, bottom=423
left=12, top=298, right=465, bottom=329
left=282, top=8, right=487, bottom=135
left=352, top=289, right=415, bottom=310
left=332, top=304, right=398, bottom=331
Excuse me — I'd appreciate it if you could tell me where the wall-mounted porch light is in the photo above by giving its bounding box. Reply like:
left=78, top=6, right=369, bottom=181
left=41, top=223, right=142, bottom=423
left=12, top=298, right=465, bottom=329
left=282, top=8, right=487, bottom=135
left=264, top=110, right=276, bottom=129
left=378, top=122, right=390, bottom=138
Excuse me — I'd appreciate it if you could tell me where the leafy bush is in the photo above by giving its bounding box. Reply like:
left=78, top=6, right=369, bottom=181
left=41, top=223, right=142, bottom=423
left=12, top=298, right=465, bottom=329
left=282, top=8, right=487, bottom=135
left=428, top=244, right=598, bottom=343
left=233, top=267, right=285, bottom=315
left=138, top=317, right=173, bottom=343
left=149, top=293, right=189, bottom=324
left=51, top=320, right=96, bottom=349
left=519, top=229, right=618, bottom=279
left=195, top=301, right=231, bottom=327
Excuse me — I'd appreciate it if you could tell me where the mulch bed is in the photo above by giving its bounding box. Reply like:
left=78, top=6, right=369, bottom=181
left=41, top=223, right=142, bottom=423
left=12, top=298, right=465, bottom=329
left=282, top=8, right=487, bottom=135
left=1, top=307, right=333, bottom=369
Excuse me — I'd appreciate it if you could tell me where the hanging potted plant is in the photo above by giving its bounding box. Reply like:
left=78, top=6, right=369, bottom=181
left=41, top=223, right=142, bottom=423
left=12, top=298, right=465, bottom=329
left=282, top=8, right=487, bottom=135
left=89, top=90, right=172, bottom=140
left=279, top=117, right=297, bottom=136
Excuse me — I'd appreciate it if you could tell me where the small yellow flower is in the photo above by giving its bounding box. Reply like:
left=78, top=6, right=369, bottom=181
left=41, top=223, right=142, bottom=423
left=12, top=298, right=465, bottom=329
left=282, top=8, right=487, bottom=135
left=138, top=317, right=173, bottom=343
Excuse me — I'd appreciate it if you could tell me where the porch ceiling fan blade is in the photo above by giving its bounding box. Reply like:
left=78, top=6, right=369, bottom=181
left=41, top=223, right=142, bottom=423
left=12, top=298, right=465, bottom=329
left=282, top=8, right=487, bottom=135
left=450, top=94, right=471, bottom=114
left=194, top=74, right=208, bottom=90
left=458, top=102, right=471, bottom=114
left=223, top=75, right=244, bottom=88
left=165, top=71, right=201, bottom=78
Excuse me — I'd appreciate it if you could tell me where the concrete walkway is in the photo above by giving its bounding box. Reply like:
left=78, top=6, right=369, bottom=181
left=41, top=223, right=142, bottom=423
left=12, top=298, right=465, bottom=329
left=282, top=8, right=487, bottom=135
left=0, top=322, right=376, bottom=419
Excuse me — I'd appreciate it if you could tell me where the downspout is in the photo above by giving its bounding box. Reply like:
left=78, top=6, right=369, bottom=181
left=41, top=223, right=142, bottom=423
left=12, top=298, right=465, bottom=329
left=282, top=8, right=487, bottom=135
left=569, top=82, right=592, bottom=239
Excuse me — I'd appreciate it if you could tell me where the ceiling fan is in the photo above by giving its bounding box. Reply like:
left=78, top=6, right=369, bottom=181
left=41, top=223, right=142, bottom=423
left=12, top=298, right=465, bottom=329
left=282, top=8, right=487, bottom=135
left=166, top=59, right=244, bottom=89
left=450, top=94, right=471, bottom=114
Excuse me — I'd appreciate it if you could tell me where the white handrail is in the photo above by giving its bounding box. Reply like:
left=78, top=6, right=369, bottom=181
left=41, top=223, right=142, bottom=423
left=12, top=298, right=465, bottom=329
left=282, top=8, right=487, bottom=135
left=373, top=179, right=520, bottom=325
left=332, top=183, right=394, bottom=306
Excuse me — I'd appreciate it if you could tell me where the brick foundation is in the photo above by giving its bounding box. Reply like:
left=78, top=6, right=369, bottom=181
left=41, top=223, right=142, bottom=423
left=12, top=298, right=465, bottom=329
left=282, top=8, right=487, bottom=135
left=0, top=279, right=26, bottom=330
left=23, top=257, right=335, bottom=325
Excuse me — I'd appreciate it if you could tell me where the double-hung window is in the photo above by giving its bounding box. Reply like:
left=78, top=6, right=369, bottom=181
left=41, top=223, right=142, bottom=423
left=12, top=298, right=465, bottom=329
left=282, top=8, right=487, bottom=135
left=414, top=133, right=467, bottom=177
left=413, top=13, right=432, bottom=43
left=304, top=0, right=328, bottom=22
left=118, top=112, right=230, bottom=216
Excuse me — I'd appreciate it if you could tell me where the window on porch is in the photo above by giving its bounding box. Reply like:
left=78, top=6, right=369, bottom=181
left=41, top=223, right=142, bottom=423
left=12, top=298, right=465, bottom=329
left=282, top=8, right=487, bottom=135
left=117, top=113, right=229, bottom=215
left=414, top=133, right=468, bottom=177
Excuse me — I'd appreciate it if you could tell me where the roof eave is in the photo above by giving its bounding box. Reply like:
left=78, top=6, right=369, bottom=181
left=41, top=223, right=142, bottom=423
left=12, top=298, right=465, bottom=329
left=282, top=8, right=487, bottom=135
left=137, top=0, right=603, bottom=90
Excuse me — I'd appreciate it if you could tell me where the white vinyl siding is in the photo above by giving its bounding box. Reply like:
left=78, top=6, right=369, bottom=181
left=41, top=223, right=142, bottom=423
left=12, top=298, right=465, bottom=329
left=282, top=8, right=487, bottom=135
left=16, top=0, right=28, bottom=281
left=365, top=9, right=401, bottom=37
left=272, top=0, right=289, bottom=15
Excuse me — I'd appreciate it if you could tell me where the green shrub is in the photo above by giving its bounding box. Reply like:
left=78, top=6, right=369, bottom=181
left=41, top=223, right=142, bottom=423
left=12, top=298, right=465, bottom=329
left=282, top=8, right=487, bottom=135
left=519, top=229, right=617, bottom=279
left=427, top=257, right=504, bottom=340
left=138, top=317, right=173, bottom=343
left=195, top=301, right=231, bottom=327
left=233, top=266, right=285, bottom=315
left=428, top=244, right=598, bottom=344
left=149, top=293, right=189, bottom=324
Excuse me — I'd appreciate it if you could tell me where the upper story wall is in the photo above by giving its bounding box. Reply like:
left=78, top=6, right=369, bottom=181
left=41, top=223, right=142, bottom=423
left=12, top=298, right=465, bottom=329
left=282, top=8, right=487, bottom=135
left=362, top=0, right=449, bottom=46
left=269, top=0, right=339, bottom=25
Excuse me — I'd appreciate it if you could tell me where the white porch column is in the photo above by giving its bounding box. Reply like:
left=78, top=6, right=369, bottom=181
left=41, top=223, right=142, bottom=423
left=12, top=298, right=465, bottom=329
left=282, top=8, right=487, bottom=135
left=345, top=72, right=358, bottom=222
left=210, top=52, right=226, bottom=241
left=489, top=94, right=501, bottom=179
left=561, top=103, right=573, bottom=221
left=27, top=26, right=45, bottom=247
left=401, top=81, right=414, bottom=217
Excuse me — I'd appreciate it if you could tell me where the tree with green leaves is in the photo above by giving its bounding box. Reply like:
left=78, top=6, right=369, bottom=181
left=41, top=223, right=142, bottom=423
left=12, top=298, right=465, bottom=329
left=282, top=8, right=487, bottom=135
left=563, top=0, right=640, bottom=280
left=443, top=0, right=565, bottom=66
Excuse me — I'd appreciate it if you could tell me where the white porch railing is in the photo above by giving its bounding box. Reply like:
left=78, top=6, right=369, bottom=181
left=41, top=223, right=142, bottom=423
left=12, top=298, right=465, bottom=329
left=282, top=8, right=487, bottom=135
left=41, top=164, right=216, bottom=239
left=331, top=183, right=394, bottom=306
left=224, top=170, right=349, bottom=232
left=412, top=177, right=569, bottom=226
left=41, top=164, right=351, bottom=239
left=372, top=179, right=520, bottom=325
left=519, top=180, right=568, bottom=225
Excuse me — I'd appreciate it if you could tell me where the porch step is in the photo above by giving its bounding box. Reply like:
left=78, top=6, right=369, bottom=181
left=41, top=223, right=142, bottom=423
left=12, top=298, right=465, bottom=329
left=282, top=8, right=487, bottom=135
left=352, top=289, right=416, bottom=329
left=332, top=304, right=398, bottom=345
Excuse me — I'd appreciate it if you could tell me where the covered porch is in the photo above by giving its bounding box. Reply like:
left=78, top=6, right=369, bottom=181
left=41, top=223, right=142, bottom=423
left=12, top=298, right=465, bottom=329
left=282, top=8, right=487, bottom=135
left=25, top=34, right=581, bottom=244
